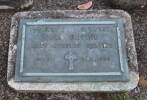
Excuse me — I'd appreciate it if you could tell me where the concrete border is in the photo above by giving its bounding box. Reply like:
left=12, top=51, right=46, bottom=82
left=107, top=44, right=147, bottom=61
left=7, top=10, right=139, bottom=92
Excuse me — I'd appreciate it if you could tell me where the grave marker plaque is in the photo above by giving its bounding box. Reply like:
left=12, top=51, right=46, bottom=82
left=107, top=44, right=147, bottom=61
left=15, top=18, right=129, bottom=82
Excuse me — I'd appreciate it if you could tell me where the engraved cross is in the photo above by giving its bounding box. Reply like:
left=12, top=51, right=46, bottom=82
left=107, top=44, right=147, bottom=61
left=65, top=52, right=77, bottom=70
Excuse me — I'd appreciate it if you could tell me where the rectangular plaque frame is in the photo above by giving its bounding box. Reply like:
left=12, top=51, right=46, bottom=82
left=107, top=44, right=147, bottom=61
left=15, top=18, right=129, bottom=82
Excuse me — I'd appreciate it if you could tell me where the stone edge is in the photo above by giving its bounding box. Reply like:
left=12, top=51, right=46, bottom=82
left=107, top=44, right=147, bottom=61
left=0, top=0, right=33, bottom=9
left=7, top=10, right=139, bottom=92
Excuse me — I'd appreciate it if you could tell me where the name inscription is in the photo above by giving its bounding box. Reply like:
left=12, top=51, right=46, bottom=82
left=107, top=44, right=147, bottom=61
left=31, top=33, right=113, bottom=49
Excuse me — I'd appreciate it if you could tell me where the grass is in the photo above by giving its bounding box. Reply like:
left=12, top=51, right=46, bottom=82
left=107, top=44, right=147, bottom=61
left=113, top=93, right=130, bottom=100
left=109, top=93, right=143, bottom=100
left=136, top=96, right=143, bottom=100
left=20, top=96, right=29, bottom=100
left=107, top=93, right=131, bottom=100
left=0, top=96, right=4, bottom=100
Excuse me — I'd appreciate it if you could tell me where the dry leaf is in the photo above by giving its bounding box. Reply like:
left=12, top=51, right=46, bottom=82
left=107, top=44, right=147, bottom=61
left=143, top=19, right=147, bottom=25
left=144, top=55, right=147, bottom=60
left=139, top=76, right=147, bottom=88
left=78, top=1, right=93, bottom=10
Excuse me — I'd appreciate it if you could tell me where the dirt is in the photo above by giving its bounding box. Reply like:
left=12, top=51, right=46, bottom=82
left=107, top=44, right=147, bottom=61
left=111, top=0, right=147, bottom=9
left=0, top=0, right=147, bottom=100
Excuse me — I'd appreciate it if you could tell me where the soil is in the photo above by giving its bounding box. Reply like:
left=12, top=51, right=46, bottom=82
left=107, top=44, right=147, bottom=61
left=111, top=0, right=147, bottom=9
left=0, top=0, right=147, bottom=100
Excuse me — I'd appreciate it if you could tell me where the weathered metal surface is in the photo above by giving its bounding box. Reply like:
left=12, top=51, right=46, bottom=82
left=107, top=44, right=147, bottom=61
left=15, top=18, right=129, bottom=82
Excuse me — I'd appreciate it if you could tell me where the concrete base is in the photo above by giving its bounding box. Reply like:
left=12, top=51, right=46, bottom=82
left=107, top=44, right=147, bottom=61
left=7, top=10, right=139, bottom=92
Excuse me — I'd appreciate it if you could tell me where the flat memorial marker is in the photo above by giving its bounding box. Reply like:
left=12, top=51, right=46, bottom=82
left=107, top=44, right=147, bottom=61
left=15, top=19, right=129, bottom=82
left=7, top=10, right=139, bottom=92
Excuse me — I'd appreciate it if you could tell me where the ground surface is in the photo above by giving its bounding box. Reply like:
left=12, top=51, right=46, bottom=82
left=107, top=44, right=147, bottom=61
left=0, top=0, right=147, bottom=100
